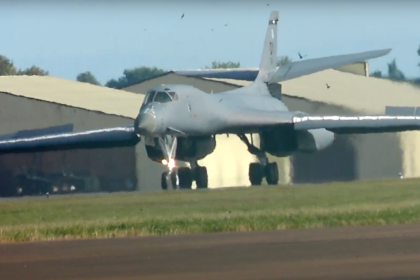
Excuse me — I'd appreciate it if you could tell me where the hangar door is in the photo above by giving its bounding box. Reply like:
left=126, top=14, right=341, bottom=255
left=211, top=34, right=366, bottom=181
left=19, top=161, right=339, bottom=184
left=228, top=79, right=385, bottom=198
left=0, top=124, right=137, bottom=196
left=291, top=135, right=357, bottom=184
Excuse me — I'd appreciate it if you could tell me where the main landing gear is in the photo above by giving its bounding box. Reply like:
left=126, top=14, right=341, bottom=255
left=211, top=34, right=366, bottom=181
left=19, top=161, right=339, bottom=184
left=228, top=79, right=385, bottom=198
left=238, top=134, right=279, bottom=186
left=158, top=135, right=208, bottom=190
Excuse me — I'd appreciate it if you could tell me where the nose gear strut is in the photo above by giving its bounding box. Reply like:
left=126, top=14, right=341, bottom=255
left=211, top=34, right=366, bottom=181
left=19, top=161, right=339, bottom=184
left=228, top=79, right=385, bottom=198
left=157, top=135, right=209, bottom=190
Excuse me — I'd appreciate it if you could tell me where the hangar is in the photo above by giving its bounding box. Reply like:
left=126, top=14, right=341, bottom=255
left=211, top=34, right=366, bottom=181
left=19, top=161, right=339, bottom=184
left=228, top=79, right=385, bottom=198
left=1, top=63, right=420, bottom=196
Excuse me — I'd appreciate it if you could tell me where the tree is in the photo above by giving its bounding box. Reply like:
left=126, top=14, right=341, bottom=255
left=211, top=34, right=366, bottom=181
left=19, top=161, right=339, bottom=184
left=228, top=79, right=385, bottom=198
left=207, top=61, right=240, bottom=69
left=418, top=45, right=420, bottom=68
left=105, top=66, right=166, bottom=89
left=277, top=56, right=292, bottom=67
left=0, top=55, right=17, bottom=75
left=77, top=71, right=101, bottom=86
left=387, top=59, right=405, bottom=81
left=17, top=65, right=49, bottom=76
left=370, top=70, right=383, bottom=78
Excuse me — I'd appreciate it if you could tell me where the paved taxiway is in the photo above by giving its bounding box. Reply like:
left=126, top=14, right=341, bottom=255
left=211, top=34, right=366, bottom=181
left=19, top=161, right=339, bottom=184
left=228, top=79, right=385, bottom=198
left=1, top=224, right=420, bottom=280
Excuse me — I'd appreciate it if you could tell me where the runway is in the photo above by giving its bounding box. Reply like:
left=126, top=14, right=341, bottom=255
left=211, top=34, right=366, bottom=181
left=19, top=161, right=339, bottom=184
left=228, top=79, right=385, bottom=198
left=1, top=224, right=420, bottom=280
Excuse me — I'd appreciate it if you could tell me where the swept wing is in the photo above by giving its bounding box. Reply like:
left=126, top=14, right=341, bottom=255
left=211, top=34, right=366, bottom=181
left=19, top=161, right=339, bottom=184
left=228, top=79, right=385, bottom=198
left=174, top=48, right=391, bottom=83
left=293, top=114, right=420, bottom=134
left=0, top=126, right=140, bottom=154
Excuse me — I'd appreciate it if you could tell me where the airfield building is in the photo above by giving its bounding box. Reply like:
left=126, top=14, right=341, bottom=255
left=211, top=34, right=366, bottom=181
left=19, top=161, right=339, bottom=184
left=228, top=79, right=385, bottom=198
left=1, top=63, right=420, bottom=196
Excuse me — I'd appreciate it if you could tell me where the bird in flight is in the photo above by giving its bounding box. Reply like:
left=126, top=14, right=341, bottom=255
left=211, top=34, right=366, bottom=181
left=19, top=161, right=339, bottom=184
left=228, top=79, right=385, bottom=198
left=326, top=83, right=331, bottom=89
left=298, top=52, right=307, bottom=59
left=224, top=24, right=228, bottom=27
left=181, top=13, right=184, bottom=19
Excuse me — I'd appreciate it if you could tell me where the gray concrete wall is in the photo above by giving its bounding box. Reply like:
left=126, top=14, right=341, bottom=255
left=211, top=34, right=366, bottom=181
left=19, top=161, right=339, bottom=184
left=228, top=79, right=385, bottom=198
left=0, top=92, right=164, bottom=192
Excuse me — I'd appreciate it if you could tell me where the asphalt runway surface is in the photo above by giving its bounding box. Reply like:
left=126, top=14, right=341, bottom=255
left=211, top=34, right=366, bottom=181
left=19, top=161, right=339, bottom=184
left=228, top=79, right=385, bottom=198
left=1, top=224, right=420, bottom=280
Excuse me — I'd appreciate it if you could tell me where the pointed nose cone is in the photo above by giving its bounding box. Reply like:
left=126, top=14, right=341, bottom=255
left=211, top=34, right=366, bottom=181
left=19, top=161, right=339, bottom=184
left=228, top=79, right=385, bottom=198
left=135, top=113, right=157, bottom=135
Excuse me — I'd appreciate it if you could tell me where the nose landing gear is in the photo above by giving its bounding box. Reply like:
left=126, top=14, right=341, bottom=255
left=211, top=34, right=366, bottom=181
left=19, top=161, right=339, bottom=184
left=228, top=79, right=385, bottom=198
left=158, top=135, right=208, bottom=190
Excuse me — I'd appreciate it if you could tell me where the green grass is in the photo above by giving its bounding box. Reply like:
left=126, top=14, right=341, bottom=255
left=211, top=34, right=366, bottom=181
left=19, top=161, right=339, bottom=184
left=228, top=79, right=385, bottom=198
left=1, top=178, right=420, bottom=243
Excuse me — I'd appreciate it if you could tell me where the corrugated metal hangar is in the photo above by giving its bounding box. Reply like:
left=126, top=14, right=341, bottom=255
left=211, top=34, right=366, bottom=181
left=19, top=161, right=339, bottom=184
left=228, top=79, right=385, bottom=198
left=1, top=64, right=420, bottom=196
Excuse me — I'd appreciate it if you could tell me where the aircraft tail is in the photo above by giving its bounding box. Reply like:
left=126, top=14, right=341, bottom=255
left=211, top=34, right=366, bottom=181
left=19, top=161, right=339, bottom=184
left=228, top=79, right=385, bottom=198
left=255, top=11, right=279, bottom=83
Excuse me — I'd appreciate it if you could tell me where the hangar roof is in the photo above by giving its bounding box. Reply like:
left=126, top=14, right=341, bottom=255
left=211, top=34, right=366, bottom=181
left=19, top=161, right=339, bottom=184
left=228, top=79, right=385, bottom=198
left=200, top=69, right=420, bottom=114
left=0, top=75, right=144, bottom=119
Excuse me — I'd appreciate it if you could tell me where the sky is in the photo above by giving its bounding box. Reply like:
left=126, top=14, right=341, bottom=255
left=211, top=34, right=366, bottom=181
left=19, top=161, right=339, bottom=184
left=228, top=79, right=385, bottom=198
left=2, top=0, right=420, bottom=85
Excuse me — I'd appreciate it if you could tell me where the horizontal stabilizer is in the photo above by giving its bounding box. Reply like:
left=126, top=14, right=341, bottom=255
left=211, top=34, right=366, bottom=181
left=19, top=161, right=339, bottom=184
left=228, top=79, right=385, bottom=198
left=293, top=114, right=420, bottom=134
left=0, top=126, right=140, bottom=154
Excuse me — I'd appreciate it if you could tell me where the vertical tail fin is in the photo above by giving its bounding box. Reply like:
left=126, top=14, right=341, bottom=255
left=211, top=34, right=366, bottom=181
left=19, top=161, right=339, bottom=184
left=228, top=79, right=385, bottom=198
left=255, top=11, right=279, bottom=83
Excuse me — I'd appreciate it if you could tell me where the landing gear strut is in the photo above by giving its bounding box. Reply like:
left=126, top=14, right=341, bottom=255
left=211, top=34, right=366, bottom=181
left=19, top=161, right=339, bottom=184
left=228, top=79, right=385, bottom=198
left=158, top=136, right=208, bottom=190
left=238, top=134, right=279, bottom=186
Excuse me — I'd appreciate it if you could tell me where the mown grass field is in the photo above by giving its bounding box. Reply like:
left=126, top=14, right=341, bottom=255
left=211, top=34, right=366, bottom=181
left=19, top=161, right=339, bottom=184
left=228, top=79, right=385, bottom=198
left=1, top=178, right=420, bottom=243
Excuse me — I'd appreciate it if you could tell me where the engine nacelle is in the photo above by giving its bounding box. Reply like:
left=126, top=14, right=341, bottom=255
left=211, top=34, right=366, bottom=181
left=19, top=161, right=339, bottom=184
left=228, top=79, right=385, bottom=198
left=295, top=128, right=335, bottom=153
left=261, top=127, right=335, bottom=157
left=145, top=136, right=216, bottom=163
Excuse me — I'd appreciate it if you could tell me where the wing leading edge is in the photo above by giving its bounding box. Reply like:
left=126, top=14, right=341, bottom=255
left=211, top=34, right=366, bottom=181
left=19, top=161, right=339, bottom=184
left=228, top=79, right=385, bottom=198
left=0, top=126, right=140, bottom=154
left=293, top=115, right=420, bottom=134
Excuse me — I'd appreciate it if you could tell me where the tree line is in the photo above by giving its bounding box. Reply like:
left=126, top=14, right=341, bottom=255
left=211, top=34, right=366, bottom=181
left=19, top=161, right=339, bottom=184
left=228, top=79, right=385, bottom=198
left=1, top=49, right=419, bottom=88
left=370, top=46, right=420, bottom=85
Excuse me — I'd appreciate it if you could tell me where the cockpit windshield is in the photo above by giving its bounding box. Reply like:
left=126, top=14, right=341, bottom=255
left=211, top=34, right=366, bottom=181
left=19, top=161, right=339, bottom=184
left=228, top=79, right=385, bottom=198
left=143, top=89, right=179, bottom=105
left=144, top=90, right=156, bottom=105
left=154, top=91, right=172, bottom=103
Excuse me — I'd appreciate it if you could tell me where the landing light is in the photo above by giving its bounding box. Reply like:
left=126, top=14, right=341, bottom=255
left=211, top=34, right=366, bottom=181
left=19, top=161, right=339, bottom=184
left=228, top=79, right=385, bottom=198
left=168, top=159, right=175, bottom=169
left=162, top=159, right=176, bottom=169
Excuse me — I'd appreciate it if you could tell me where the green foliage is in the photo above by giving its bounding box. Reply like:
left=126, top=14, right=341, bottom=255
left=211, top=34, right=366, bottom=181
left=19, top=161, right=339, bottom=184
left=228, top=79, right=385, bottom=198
left=387, top=59, right=406, bottom=81
left=418, top=45, right=420, bottom=69
left=370, top=70, right=383, bottom=78
left=0, top=55, right=17, bottom=75
left=207, top=61, right=241, bottom=69
left=17, top=65, right=49, bottom=76
left=105, top=66, right=166, bottom=89
left=2, top=179, right=420, bottom=242
left=277, top=56, right=292, bottom=67
left=0, top=55, right=48, bottom=76
left=77, top=71, right=101, bottom=86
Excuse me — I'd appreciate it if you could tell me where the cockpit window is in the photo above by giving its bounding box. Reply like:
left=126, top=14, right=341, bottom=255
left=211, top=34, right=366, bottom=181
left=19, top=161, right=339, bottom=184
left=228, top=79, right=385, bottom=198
left=154, top=91, right=172, bottom=103
left=144, top=90, right=156, bottom=105
left=168, top=91, right=178, bottom=101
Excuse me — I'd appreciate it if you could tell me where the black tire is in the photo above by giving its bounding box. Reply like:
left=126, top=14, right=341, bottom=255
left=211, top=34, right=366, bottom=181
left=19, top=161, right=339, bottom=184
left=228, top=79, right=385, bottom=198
left=178, top=167, right=193, bottom=189
left=170, top=171, right=178, bottom=190
left=249, top=163, right=263, bottom=186
left=265, top=162, right=279, bottom=185
left=161, top=172, right=168, bottom=190
left=195, top=166, right=208, bottom=189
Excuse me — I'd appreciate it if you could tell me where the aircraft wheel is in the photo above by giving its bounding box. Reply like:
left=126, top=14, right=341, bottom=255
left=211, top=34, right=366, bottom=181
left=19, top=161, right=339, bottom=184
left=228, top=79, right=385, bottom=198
left=249, top=163, right=263, bottom=186
left=195, top=166, right=208, bottom=189
left=161, top=172, right=168, bottom=190
left=170, top=171, right=178, bottom=190
left=178, top=167, right=193, bottom=189
left=265, top=162, right=279, bottom=185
